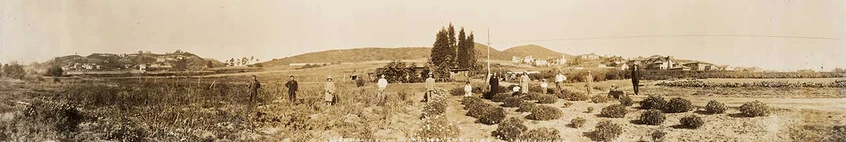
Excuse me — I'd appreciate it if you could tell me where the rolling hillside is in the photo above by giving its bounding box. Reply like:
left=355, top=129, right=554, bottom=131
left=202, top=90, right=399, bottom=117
left=261, top=43, right=516, bottom=66
left=503, top=44, right=573, bottom=59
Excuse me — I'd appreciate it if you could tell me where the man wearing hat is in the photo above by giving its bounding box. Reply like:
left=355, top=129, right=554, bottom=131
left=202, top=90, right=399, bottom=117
left=424, top=74, right=436, bottom=102
left=285, top=75, right=299, bottom=104
left=247, top=75, right=261, bottom=103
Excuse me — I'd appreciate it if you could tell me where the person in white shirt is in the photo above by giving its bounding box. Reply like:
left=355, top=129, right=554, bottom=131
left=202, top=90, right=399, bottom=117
left=424, top=74, right=436, bottom=102
left=377, top=75, right=388, bottom=103
left=512, top=85, right=521, bottom=96
left=463, top=81, right=473, bottom=97
left=555, top=72, right=566, bottom=94
left=540, top=79, right=549, bottom=94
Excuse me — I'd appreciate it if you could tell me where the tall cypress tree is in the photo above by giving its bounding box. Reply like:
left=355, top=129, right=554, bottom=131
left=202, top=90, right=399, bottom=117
left=447, top=23, right=457, bottom=68
left=467, top=32, right=477, bottom=70
left=457, top=28, right=470, bottom=69
left=430, top=27, right=451, bottom=78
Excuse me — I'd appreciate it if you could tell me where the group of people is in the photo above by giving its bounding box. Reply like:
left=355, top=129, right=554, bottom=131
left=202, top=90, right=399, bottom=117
left=245, top=64, right=643, bottom=106
left=246, top=73, right=445, bottom=106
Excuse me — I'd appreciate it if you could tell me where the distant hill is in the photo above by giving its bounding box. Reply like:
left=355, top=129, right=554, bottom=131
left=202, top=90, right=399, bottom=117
left=503, top=44, right=572, bottom=59
left=261, top=43, right=519, bottom=66
left=50, top=51, right=225, bottom=71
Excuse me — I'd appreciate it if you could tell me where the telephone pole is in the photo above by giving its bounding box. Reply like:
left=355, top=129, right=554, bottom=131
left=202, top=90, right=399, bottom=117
left=486, top=28, right=492, bottom=81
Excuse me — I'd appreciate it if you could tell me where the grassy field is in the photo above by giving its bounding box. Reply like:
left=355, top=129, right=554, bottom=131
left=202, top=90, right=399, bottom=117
left=1, top=62, right=845, bottom=141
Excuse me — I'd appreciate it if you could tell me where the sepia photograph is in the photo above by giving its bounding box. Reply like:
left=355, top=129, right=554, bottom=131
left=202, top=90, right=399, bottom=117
left=1, top=0, right=845, bottom=141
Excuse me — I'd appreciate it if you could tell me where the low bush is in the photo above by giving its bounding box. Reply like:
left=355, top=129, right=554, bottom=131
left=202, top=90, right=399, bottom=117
left=536, top=95, right=558, bottom=104
left=639, top=109, right=665, bottom=125
left=529, top=86, right=546, bottom=94
left=415, top=114, right=459, bottom=139
left=502, top=97, right=524, bottom=107
left=521, top=92, right=543, bottom=101
left=705, top=100, right=727, bottom=114
left=527, top=105, right=562, bottom=121
left=492, top=93, right=512, bottom=102
left=663, top=97, right=693, bottom=113
left=567, top=90, right=590, bottom=101
left=591, top=120, right=623, bottom=142
left=640, top=95, right=667, bottom=110
left=449, top=87, right=464, bottom=96
left=652, top=130, right=667, bottom=142
left=826, top=125, right=846, bottom=142
left=586, top=107, right=595, bottom=113
left=618, top=96, right=633, bottom=106
left=492, top=117, right=528, bottom=141
left=570, top=117, right=586, bottom=128
left=519, top=127, right=561, bottom=141
left=422, top=100, right=447, bottom=118
left=600, top=104, right=628, bottom=118
left=462, top=97, right=484, bottom=109
left=591, top=95, right=611, bottom=103
left=478, top=107, right=506, bottom=125
left=680, top=115, right=704, bottom=129
left=739, top=101, right=770, bottom=117
left=562, top=102, right=574, bottom=108
left=516, top=102, right=537, bottom=112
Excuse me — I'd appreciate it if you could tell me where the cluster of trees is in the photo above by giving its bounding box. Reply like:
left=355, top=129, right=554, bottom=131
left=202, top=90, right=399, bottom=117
left=225, top=56, right=260, bottom=67
left=1, top=62, right=27, bottom=79
left=429, top=23, right=477, bottom=79
left=375, top=60, right=428, bottom=83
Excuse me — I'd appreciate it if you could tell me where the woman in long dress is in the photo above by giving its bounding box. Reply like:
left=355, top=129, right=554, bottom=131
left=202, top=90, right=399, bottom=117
left=324, top=77, right=335, bottom=106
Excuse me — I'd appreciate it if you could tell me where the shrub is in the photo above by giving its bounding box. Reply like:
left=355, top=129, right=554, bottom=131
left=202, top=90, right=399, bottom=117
left=826, top=125, right=846, bottom=142
left=705, top=100, right=727, bottom=114
left=591, top=120, right=623, bottom=141
left=640, top=95, right=667, bottom=110
left=516, top=102, right=537, bottom=112
left=527, top=105, right=562, bottom=121
left=663, top=97, right=693, bottom=113
left=502, top=97, right=524, bottom=107
left=2, top=63, right=26, bottom=79
left=529, top=86, right=546, bottom=94
left=586, top=107, right=594, bottom=113
left=478, top=107, right=506, bottom=125
left=652, top=130, right=667, bottom=142
left=618, top=96, right=633, bottom=106
left=416, top=114, right=459, bottom=139
left=422, top=100, right=447, bottom=118
left=562, top=102, right=574, bottom=108
left=600, top=104, right=628, bottom=118
left=492, top=93, right=512, bottom=102
left=522, top=92, right=543, bottom=101
left=450, top=87, right=464, bottom=96
left=492, top=117, right=528, bottom=141
left=536, top=95, right=558, bottom=104
left=462, top=97, right=484, bottom=110
left=680, top=115, right=704, bottom=129
left=567, top=90, right=590, bottom=101
left=591, top=95, right=610, bottom=103
left=639, top=109, right=665, bottom=125
left=739, top=101, right=770, bottom=117
left=570, top=117, right=586, bottom=128
left=519, top=127, right=561, bottom=141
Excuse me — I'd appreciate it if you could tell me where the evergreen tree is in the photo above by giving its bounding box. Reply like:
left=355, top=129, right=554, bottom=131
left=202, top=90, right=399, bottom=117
left=467, top=32, right=477, bottom=70
left=457, top=28, right=469, bottom=69
left=430, top=27, right=451, bottom=79
left=447, top=23, right=457, bottom=67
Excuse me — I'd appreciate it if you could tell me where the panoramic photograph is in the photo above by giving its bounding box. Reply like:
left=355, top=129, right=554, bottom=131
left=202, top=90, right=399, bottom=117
left=1, top=0, right=845, bottom=141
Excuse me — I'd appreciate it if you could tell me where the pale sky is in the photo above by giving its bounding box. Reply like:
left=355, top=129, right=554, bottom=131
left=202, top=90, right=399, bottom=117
left=1, top=0, right=844, bottom=71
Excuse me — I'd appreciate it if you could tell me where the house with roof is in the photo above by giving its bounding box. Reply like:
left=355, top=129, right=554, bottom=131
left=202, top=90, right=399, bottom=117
left=682, top=62, right=713, bottom=71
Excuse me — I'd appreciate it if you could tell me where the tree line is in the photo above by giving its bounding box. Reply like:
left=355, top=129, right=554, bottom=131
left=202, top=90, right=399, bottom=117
left=429, top=23, right=478, bottom=79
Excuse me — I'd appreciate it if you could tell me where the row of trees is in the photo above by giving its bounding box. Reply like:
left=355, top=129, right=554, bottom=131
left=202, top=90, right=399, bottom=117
left=375, top=60, right=428, bottom=83
left=430, top=23, right=477, bottom=79
left=225, top=56, right=260, bottom=67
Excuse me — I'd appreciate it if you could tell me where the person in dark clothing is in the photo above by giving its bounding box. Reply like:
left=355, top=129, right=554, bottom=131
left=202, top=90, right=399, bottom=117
left=248, top=75, right=261, bottom=103
left=487, top=73, right=500, bottom=99
left=631, top=64, right=641, bottom=95
left=285, top=75, right=299, bottom=104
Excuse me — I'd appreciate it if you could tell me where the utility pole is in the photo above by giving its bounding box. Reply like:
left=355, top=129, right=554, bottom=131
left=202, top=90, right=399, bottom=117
left=486, top=28, right=492, bottom=84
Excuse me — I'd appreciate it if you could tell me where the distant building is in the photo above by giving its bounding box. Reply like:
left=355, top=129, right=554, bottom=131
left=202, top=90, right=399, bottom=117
left=523, top=56, right=534, bottom=63
left=682, top=62, right=713, bottom=71
left=579, top=53, right=600, bottom=60
left=534, top=60, right=549, bottom=67
left=512, top=56, right=522, bottom=63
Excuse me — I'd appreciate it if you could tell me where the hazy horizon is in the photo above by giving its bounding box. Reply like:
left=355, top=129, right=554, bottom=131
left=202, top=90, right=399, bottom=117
left=2, top=0, right=845, bottom=71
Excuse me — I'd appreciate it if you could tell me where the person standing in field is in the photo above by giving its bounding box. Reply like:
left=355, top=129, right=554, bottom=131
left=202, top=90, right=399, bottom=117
left=248, top=75, right=261, bottom=103
left=540, top=79, right=549, bottom=94
left=520, top=72, right=530, bottom=95
left=285, top=75, right=299, bottom=104
left=324, top=77, right=335, bottom=106
left=555, top=72, right=566, bottom=93
left=377, top=75, right=389, bottom=103
left=487, top=73, right=500, bottom=99
left=424, top=74, right=436, bottom=102
left=463, top=81, right=473, bottom=97
left=631, top=64, right=641, bottom=95
left=585, top=71, right=594, bottom=95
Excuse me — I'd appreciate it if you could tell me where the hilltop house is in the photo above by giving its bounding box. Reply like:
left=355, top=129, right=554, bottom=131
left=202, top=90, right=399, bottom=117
left=579, top=53, right=601, bottom=60
left=512, top=56, right=522, bottom=63
left=645, top=56, right=674, bottom=70
left=523, top=56, right=534, bottom=63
